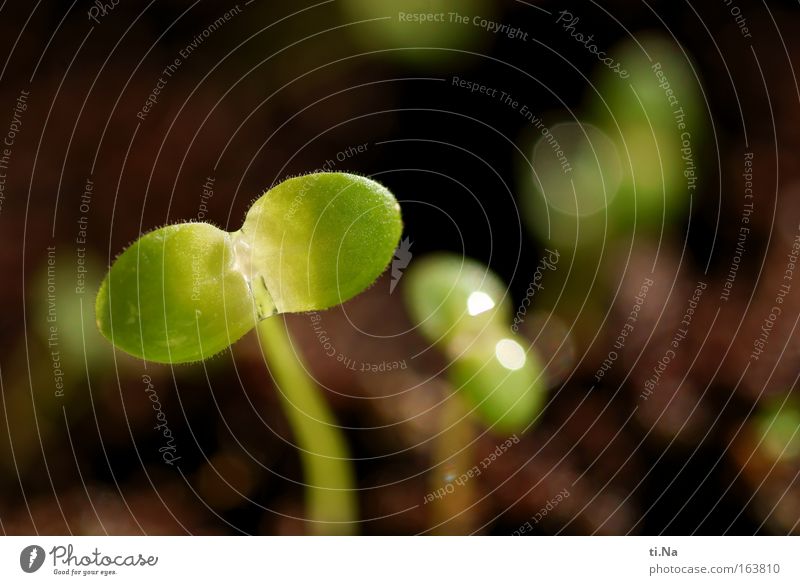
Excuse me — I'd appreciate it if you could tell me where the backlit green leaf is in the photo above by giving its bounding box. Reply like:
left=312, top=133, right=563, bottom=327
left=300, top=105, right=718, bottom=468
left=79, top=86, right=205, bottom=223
left=96, top=173, right=402, bottom=363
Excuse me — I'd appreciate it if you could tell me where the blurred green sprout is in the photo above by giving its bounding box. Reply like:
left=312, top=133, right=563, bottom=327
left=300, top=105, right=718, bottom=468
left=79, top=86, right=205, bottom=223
left=755, top=399, right=800, bottom=462
left=405, top=254, right=547, bottom=432
left=520, top=33, right=707, bottom=249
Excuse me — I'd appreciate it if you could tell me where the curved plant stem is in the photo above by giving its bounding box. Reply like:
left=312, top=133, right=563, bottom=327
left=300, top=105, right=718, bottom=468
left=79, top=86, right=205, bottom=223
left=256, top=317, right=357, bottom=535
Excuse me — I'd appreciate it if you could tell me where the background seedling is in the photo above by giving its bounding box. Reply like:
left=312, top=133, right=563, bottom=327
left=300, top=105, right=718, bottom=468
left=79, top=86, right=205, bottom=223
left=588, top=32, right=707, bottom=232
left=754, top=398, right=800, bottom=463
left=96, top=172, right=403, bottom=534
left=514, top=33, right=708, bottom=352
left=731, top=396, right=800, bottom=534
left=404, top=253, right=547, bottom=432
left=404, top=254, right=547, bottom=532
left=517, top=33, right=707, bottom=251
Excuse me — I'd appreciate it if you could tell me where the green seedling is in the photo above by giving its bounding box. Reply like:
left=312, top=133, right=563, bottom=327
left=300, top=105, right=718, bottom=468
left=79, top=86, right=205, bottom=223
left=518, top=34, right=706, bottom=253
left=755, top=398, right=800, bottom=462
left=514, top=35, right=707, bottom=352
left=589, top=32, right=706, bottom=230
left=96, top=172, right=403, bottom=535
left=405, top=254, right=546, bottom=432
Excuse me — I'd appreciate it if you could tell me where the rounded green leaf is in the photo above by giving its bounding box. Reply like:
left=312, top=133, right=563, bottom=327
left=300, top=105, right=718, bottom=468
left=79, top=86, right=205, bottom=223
left=235, top=172, right=402, bottom=313
left=96, top=223, right=255, bottom=363
left=404, top=254, right=510, bottom=345
left=448, top=335, right=546, bottom=433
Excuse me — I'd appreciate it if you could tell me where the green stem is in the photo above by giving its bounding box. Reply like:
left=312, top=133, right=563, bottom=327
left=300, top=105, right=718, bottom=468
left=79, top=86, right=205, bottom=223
left=256, top=317, right=357, bottom=535
left=430, top=393, right=477, bottom=534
